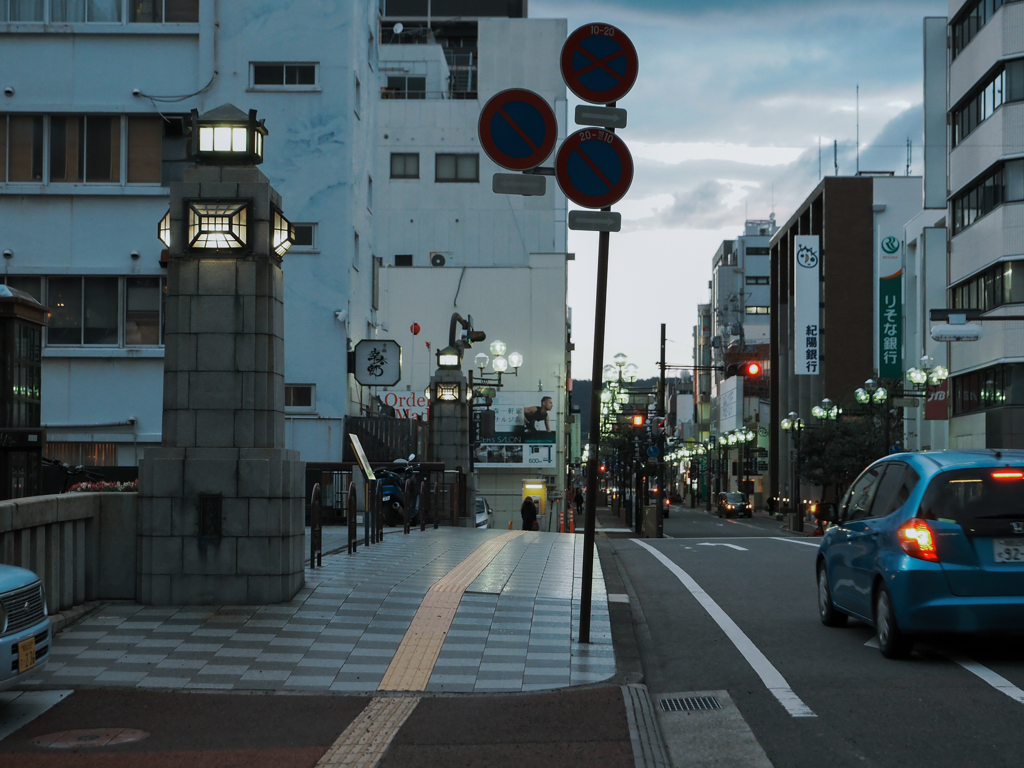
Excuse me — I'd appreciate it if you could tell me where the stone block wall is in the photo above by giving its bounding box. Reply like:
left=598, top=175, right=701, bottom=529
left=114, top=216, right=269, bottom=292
left=138, top=447, right=304, bottom=605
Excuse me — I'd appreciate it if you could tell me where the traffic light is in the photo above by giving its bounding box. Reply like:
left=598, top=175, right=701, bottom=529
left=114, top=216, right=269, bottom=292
left=725, top=361, right=763, bottom=378
left=464, top=330, right=486, bottom=347
left=632, top=414, right=645, bottom=427
left=651, top=416, right=666, bottom=436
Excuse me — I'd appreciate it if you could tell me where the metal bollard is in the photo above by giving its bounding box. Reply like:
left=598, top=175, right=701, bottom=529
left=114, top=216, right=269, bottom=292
left=420, top=478, right=428, bottom=532
left=347, top=482, right=358, bottom=554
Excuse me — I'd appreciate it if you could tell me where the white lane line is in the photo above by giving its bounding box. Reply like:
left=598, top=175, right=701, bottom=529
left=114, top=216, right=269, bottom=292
left=864, top=637, right=879, bottom=649
left=697, top=542, right=748, bottom=551
left=633, top=540, right=816, bottom=718
left=948, top=655, right=1024, bottom=705
left=772, top=537, right=821, bottom=548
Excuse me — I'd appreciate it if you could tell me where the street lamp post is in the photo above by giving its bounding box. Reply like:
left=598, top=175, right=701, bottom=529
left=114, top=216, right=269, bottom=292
left=781, top=412, right=805, bottom=532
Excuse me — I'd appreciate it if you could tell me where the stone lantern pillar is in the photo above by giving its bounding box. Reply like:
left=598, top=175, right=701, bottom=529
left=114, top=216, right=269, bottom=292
left=138, top=104, right=304, bottom=605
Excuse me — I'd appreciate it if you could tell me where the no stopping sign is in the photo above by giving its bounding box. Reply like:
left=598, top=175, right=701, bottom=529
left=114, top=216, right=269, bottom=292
left=555, top=128, right=634, bottom=209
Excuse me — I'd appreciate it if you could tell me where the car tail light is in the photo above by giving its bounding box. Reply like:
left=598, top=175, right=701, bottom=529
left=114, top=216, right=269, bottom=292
left=898, top=519, right=939, bottom=562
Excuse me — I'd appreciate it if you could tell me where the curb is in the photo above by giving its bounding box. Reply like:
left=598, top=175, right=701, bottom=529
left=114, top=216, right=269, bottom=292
left=597, top=536, right=644, bottom=687
left=50, top=600, right=105, bottom=635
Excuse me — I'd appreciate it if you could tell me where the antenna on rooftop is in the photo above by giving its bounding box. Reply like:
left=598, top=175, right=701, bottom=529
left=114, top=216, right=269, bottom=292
left=834, top=140, right=838, bottom=176
left=856, top=84, right=860, bottom=175
left=906, top=137, right=912, bottom=176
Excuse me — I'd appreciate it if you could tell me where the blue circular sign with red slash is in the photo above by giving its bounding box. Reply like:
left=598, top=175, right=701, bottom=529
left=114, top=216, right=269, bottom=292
left=478, top=88, right=558, bottom=171
left=561, top=23, right=638, bottom=104
left=555, top=128, right=633, bottom=209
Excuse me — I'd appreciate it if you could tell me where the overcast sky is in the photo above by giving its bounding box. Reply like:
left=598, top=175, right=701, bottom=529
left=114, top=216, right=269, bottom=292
left=529, top=0, right=947, bottom=379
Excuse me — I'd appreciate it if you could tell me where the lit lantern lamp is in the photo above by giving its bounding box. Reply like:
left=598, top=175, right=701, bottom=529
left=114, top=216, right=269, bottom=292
left=191, top=105, right=268, bottom=165
left=158, top=209, right=172, bottom=248
left=272, top=207, right=295, bottom=257
left=187, top=200, right=249, bottom=251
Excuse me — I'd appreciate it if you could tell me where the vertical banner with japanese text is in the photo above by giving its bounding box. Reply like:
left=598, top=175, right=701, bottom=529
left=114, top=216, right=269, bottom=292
left=793, top=235, right=820, bottom=376
left=879, top=234, right=903, bottom=378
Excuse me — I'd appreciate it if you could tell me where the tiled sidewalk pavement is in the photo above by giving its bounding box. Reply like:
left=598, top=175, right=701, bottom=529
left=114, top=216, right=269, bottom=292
left=22, top=528, right=613, bottom=694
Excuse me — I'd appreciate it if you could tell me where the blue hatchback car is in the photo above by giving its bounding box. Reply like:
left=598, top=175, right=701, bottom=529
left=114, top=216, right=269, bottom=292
left=817, top=449, right=1024, bottom=658
left=0, top=564, right=51, bottom=690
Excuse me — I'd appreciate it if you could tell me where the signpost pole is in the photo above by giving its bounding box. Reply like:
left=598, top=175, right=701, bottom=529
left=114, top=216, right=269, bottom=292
left=580, top=203, right=612, bottom=645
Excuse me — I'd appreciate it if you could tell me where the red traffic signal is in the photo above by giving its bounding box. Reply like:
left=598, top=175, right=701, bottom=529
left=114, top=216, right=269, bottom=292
left=464, top=330, right=486, bottom=346
left=725, top=361, right=763, bottom=378
left=632, top=414, right=645, bottom=427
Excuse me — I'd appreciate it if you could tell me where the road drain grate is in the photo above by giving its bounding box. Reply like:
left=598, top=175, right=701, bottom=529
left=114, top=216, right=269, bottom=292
left=660, top=696, right=721, bottom=712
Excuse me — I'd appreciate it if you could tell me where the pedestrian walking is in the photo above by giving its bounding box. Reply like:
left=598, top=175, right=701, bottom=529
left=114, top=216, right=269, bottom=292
left=573, top=487, right=584, bottom=518
left=520, top=496, right=539, bottom=531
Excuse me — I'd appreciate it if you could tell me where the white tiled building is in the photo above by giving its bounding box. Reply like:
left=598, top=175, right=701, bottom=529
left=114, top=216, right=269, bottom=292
left=944, top=0, right=1024, bottom=448
left=0, top=0, right=570, bottom=505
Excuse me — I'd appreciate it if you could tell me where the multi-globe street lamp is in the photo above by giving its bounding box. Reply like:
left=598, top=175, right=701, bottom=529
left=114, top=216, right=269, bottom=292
left=780, top=412, right=806, bottom=531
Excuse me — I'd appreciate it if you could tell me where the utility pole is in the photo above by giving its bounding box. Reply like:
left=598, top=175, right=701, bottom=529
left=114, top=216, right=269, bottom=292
left=656, top=323, right=666, bottom=538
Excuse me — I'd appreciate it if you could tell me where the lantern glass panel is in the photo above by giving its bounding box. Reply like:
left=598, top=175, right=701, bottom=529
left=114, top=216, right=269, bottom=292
left=158, top=209, right=171, bottom=248
left=188, top=201, right=248, bottom=250
left=272, top=208, right=295, bottom=256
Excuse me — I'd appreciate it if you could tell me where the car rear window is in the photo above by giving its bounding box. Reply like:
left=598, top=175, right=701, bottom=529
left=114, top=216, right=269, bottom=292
left=918, top=467, right=1024, bottom=532
left=724, top=493, right=746, bottom=503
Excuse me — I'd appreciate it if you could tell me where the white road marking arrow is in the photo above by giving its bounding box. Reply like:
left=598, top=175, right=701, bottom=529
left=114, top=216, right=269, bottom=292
left=697, top=542, right=748, bottom=551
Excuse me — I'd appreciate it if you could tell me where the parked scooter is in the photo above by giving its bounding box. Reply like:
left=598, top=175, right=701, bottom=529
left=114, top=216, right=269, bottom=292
left=377, top=455, right=422, bottom=526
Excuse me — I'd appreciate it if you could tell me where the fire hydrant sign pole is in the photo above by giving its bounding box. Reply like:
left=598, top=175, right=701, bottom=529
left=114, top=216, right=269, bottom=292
left=564, top=23, right=639, bottom=645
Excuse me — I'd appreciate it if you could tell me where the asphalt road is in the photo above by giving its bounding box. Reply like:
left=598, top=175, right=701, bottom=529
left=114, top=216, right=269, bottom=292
left=612, top=504, right=1024, bottom=768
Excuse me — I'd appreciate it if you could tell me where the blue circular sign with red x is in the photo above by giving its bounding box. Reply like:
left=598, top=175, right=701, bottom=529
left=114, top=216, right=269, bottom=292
left=478, top=89, right=558, bottom=171
left=555, top=128, right=633, bottom=209
left=560, top=23, right=639, bottom=104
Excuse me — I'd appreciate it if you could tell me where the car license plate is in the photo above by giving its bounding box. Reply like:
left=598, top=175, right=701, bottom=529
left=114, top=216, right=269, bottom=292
left=17, top=637, right=36, bottom=673
left=993, top=539, right=1024, bottom=563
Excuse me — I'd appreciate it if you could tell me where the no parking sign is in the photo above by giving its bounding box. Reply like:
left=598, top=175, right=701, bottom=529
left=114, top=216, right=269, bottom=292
left=478, top=88, right=558, bottom=171
left=555, top=128, right=633, bottom=209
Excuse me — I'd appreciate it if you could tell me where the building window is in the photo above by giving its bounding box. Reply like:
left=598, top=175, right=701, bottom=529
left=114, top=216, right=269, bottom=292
left=745, top=306, right=770, bottom=315
left=0, top=114, right=180, bottom=185
left=394, top=254, right=413, bottom=266
left=745, top=276, right=770, bottom=285
left=285, top=384, right=315, bottom=413
left=390, top=152, right=419, bottom=179
left=44, top=441, right=118, bottom=467
left=129, top=0, right=199, bottom=22
left=951, top=160, right=1024, bottom=234
left=125, top=277, right=163, bottom=345
left=50, top=0, right=122, bottom=22
left=383, top=76, right=426, bottom=100
left=250, top=63, right=318, bottom=88
left=354, top=231, right=360, bottom=269
left=951, top=60, right=1024, bottom=147
left=372, top=256, right=381, bottom=310
left=435, top=153, right=478, bottom=183
left=950, top=363, right=1024, bottom=414
left=5, top=276, right=42, bottom=301
left=952, top=0, right=1018, bottom=60
left=289, top=223, right=316, bottom=251
left=368, top=175, right=373, bottom=211
left=951, top=259, right=1024, bottom=310
left=745, top=247, right=770, bottom=256
left=0, top=0, right=198, bottom=23
left=44, top=276, right=165, bottom=347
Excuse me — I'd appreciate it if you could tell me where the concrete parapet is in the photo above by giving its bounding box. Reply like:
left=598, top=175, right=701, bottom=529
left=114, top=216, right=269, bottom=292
left=0, top=492, right=139, bottom=613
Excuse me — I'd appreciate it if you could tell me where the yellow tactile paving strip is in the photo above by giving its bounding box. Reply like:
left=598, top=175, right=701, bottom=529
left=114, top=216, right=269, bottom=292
left=315, top=696, right=420, bottom=768
left=378, top=531, right=526, bottom=692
